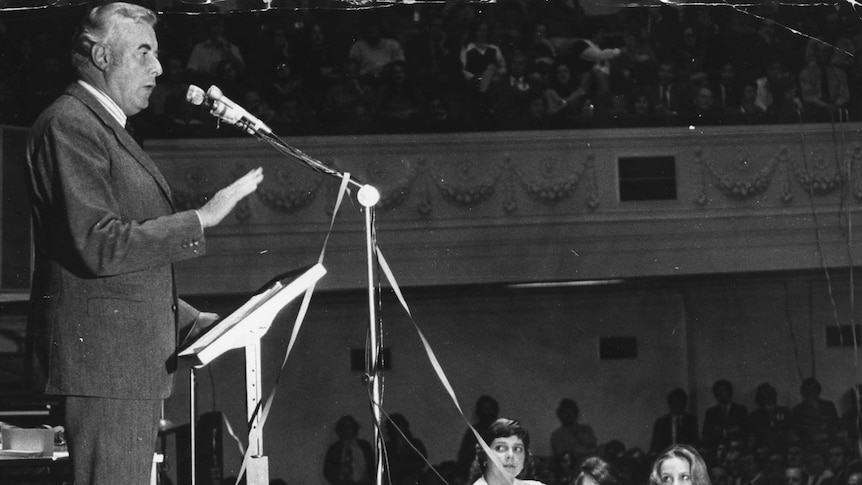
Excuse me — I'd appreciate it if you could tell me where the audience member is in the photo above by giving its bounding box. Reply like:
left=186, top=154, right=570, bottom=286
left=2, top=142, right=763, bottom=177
left=674, top=25, right=708, bottom=86
left=376, top=60, right=425, bottom=133
left=826, top=443, right=850, bottom=485
left=806, top=448, right=833, bottom=485
left=459, top=19, right=507, bottom=95
left=798, top=42, right=850, bottom=118
left=384, top=413, right=428, bottom=485
left=550, top=398, right=600, bottom=465
left=711, top=465, right=731, bottom=485
left=543, top=61, right=588, bottom=127
left=792, top=378, right=840, bottom=446
left=555, top=451, right=579, bottom=485
left=803, top=13, right=854, bottom=71
left=320, top=58, right=378, bottom=130
left=690, top=86, right=718, bottom=118
left=788, top=445, right=806, bottom=470
left=649, top=445, right=711, bottom=485
left=324, top=415, right=374, bottom=485
left=702, top=379, right=749, bottom=447
left=651, top=388, right=700, bottom=455
left=405, top=12, right=460, bottom=92
left=349, top=21, right=405, bottom=82
left=711, top=61, right=743, bottom=112
left=493, top=49, right=538, bottom=129
left=457, top=395, right=501, bottom=481
left=616, top=29, right=657, bottom=86
left=467, top=418, right=546, bottom=485
left=735, top=81, right=764, bottom=117
left=787, top=466, right=811, bottom=485
left=186, top=17, right=245, bottom=83
left=749, top=382, right=791, bottom=451
left=525, top=22, right=558, bottom=70
left=648, top=58, right=687, bottom=115
left=518, top=94, right=552, bottom=130
left=754, top=57, right=792, bottom=113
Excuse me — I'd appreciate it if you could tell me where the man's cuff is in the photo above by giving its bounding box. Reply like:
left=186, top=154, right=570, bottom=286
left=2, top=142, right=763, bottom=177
left=194, top=210, right=204, bottom=231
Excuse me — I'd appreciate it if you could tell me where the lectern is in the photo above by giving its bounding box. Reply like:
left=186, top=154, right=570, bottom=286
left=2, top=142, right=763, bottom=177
left=178, top=263, right=326, bottom=485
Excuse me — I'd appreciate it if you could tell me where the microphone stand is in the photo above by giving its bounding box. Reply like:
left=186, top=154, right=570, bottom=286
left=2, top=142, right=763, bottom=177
left=223, top=120, right=386, bottom=485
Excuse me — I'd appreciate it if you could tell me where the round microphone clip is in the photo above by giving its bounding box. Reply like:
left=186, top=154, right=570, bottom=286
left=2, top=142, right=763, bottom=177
left=357, top=185, right=381, bottom=208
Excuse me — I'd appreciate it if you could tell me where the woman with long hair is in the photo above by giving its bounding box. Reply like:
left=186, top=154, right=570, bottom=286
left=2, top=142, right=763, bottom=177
left=649, top=445, right=711, bottom=485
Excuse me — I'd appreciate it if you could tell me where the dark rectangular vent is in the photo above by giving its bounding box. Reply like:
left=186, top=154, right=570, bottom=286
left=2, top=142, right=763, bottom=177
left=599, top=337, right=638, bottom=359
left=825, top=325, right=862, bottom=347
left=618, top=156, right=677, bottom=201
left=350, top=347, right=391, bottom=371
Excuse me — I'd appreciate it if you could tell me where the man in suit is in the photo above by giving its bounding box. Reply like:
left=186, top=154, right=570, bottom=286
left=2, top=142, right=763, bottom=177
left=650, top=387, right=699, bottom=454
left=649, top=58, right=688, bottom=115
left=702, top=379, right=749, bottom=446
left=323, top=415, right=374, bottom=485
left=25, top=3, right=263, bottom=484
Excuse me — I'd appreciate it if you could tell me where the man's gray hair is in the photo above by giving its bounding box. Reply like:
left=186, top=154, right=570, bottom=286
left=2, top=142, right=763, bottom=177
left=71, top=2, right=157, bottom=75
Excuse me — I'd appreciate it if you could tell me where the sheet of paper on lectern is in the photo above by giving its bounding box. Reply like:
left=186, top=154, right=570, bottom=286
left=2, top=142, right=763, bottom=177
left=178, top=262, right=326, bottom=367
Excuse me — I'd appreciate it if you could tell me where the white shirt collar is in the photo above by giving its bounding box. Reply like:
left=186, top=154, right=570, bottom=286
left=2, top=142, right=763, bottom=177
left=78, top=80, right=127, bottom=127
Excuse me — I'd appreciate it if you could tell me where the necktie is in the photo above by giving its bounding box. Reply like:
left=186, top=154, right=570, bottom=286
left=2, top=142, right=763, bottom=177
left=671, top=415, right=678, bottom=444
left=341, top=445, right=354, bottom=481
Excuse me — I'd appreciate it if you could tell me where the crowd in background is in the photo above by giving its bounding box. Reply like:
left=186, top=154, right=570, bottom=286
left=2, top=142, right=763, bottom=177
left=320, top=377, right=862, bottom=485
left=2, top=0, right=862, bottom=138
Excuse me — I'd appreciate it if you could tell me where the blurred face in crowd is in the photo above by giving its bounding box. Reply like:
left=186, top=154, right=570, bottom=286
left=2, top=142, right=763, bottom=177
left=720, top=63, right=735, bottom=85
left=659, top=456, right=693, bottom=485
left=806, top=452, right=825, bottom=476
left=785, top=467, right=805, bottom=485
left=555, top=64, right=572, bottom=84
left=695, top=87, right=714, bottom=112
left=103, top=20, right=163, bottom=116
left=828, top=446, right=846, bottom=471
left=633, top=94, right=650, bottom=115
left=658, top=62, right=674, bottom=85
left=710, top=466, right=730, bottom=485
left=847, top=473, right=862, bottom=485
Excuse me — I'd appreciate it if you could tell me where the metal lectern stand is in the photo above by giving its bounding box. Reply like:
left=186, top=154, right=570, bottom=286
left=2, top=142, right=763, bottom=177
left=179, top=263, right=327, bottom=485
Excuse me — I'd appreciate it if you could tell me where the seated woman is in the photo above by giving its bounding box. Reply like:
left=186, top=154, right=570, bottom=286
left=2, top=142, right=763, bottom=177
left=649, top=445, right=711, bottom=485
left=468, top=418, right=547, bottom=485
left=543, top=61, right=589, bottom=127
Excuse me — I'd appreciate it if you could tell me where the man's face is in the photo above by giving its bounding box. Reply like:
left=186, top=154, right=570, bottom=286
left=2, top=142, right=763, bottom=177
left=658, top=63, right=674, bottom=85
left=828, top=447, right=846, bottom=471
left=786, top=468, right=804, bottom=485
left=104, top=21, right=162, bottom=116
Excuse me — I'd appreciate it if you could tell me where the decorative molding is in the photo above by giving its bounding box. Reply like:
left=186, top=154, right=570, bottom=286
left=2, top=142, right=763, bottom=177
left=256, top=166, right=324, bottom=214
left=433, top=158, right=501, bottom=207
left=696, top=146, right=780, bottom=201
left=145, top=125, right=862, bottom=293
left=794, top=145, right=859, bottom=196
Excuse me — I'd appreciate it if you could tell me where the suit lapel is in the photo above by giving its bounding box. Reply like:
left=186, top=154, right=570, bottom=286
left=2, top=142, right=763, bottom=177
left=66, top=84, right=176, bottom=210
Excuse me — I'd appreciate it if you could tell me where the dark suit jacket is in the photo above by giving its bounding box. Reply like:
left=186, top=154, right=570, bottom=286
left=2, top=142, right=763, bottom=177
left=647, top=82, right=688, bottom=114
left=702, top=402, right=749, bottom=444
left=650, top=412, right=699, bottom=453
left=323, top=439, right=374, bottom=485
left=26, top=82, right=206, bottom=400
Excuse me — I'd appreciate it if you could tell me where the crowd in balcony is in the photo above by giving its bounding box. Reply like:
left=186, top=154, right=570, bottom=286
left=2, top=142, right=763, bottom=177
left=1, top=0, right=861, bottom=138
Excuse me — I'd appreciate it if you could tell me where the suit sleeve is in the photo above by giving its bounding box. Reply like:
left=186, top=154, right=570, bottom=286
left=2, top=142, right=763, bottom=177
left=28, top=109, right=205, bottom=277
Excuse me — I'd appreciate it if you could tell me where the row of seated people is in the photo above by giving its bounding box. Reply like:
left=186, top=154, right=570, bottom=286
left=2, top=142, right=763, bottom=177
left=322, top=384, right=862, bottom=485
left=1, top=2, right=861, bottom=137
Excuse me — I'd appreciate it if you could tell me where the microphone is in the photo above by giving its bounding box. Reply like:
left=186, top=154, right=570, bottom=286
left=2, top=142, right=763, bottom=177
left=185, top=84, right=273, bottom=136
